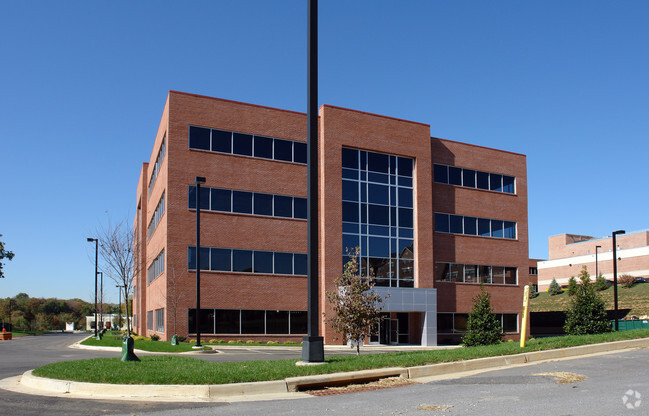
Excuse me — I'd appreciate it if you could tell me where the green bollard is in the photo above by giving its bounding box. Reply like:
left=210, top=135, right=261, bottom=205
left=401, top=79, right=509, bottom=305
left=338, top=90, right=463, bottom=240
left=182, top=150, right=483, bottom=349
left=95, top=331, right=103, bottom=340
left=121, top=334, right=140, bottom=362
left=171, top=334, right=178, bottom=346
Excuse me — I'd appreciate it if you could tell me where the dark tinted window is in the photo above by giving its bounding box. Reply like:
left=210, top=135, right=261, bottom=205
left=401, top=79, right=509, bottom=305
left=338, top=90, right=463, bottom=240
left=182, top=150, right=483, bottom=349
left=211, top=248, right=231, bottom=271
left=490, top=174, right=502, bottom=191
left=253, top=251, right=273, bottom=274
left=368, top=152, right=389, bottom=173
left=274, top=195, right=292, bottom=218
left=435, top=213, right=449, bottom=232
left=189, top=126, right=210, bottom=150
left=274, top=252, right=293, bottom=274
left=368, top=184, right=389, bottom=205
left=294, top=253, right=307, bottom=275
left=342, top=148, right=358, bottom=169
left=232, top=191, right=252, bottom=214
left=464, top=216, right=477, bottom=235
left=450, top=215, right=463, bottom=234
left=368, top=204, right=389, bottom=225
left=491, top=220, right=504, bottom=238
left=369, top=237, right=390, bottom=258
left=293, top=141, right=307, bottom=164
left=463, top=169, right=476, bottom=188
left=188, top=186, right=196, bottom=209
left=343, top=201, right=359, bottom=223
left=503, top=176, right=515, bottom=193
left=253, top=135, right=273, bottom=159
left=342, top=180, right=358, bottom=201
left=232, top=250, right=253, bottom=272
left=434, top=164, right=448, bottom=183
left=199, top=247, right=210, bottom=270
left=477, top=171, right=489, bottom=190
left=502, top=314, right=518, bottom=332
left=274, top=139, right=292, bottom=161
left=398, top=208, right=413, bottom=228
left=211, top=188, right=231, bottom=212
left=504, top=221, right=516, bottom=239
left=505, top=267, right=517, bottom=284
left=198, top=187, right=210, bottom=210
left=397, top=157, right=413, bottom=177
left=449, top=167, right=462, bottom=185
left=241, top=310, right=265, bottom=334
left=478, top=218, right=491, bottom=236
left=233, top=133, right=253, bottom=156
left=294, top=197, right=307, bottom=219
left=211, top=129, right=232, bottom=153
left=215, top=309, right=239, bottom=334
left=290, top=311, right=307, bottom=334
left=398, top=187, right=413, bottom=208
left=188, top=246, right=196, bottom=270
left=266, top=310, right=289, bottom=334
left=253, top=193, right=273, bottom=216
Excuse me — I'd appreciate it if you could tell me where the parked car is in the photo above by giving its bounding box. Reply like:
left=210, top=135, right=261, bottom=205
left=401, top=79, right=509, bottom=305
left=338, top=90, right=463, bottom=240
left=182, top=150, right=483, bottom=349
left=633, top=277, right=648, bottom=284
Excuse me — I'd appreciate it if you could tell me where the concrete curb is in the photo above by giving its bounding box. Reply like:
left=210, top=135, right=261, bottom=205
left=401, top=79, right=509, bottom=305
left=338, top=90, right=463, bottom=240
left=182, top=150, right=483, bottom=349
left=17, top=337, right=649, bottom=401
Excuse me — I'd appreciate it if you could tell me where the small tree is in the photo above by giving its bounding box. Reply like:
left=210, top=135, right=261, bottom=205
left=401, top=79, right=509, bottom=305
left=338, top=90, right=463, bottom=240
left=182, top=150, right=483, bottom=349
left=462, top=286, right=502, bottom=347
left=567, top=276, right=578, bottom=296
left=594, top=273, right=608, bottom=291
left=564, top=267, right=612, bottom=335
left=618, top=274, right=635, bottom=289
left=548, top=278, right=563, bottom=296
left=528, top=283, right=539, bottom=299
left=325, top=248, right=387, bottom=355
left=0, top=234, right=15, bottom=279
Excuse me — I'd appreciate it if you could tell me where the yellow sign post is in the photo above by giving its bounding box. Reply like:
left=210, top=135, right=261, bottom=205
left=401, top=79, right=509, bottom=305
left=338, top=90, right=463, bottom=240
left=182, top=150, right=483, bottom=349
left=520, top=285, right=530, bottom=348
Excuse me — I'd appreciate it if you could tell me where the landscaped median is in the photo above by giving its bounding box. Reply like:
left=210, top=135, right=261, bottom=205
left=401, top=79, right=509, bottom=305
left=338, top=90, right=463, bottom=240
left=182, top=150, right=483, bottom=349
left=31, top=330, right=649, bottom=393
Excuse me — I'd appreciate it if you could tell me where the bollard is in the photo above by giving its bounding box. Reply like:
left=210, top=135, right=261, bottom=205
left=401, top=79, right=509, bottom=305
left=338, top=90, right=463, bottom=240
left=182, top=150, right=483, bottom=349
left=171, top=334, right=178, bottom=346
left=121, top=335, right=140, bottom=362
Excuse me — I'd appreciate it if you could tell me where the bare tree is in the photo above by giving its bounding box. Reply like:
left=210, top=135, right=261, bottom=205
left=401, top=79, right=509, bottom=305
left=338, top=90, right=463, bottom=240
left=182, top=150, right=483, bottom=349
left=163, top=268, right=184, bottom=338
left=97, top=219, right=137, bottom=335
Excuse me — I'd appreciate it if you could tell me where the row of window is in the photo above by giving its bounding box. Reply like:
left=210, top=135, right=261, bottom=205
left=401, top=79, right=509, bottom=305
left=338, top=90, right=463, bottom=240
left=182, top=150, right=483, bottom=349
left=342, top=147, right=413, bottom=177
left=189, top=126, right=307, bottom=164
left=353, top=256, right=415, bottom=288
left=155, top=308, right=164, bottom=333
left=188, top=246, right=307, bottom=276
left=147, top=192, right=165, bottom=240
left=188, top=186, right=307, bottom=220
left=188, top=308, right=307, bottom=335
left=434, top=164, right=515, bottom=194
left=435, top=213, right=516, bottom=239
left=146, top=310, right=153, bottom=331
left=342, top=180, right=413, bottom=208
left=343, top=202, right=414, bottom=228
left=147, top=250, right=165, bottom=284
left=438, top=313, right=518, bottom=334
left=435, top=263, right=517, bottom=285
left=148, top=135, right=166, bottom=197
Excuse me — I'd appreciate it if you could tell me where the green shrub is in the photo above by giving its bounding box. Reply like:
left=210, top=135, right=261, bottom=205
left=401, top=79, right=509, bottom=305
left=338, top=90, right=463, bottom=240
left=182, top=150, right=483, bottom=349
left=133, top=335, right=148, bottom=341
left=266, top=340, right=279, bottom=345
left=176, top=335, right=187, bottom=343
left=528, top=283, right=539, bottom=299
left=150, top=334, right=160, bottom=341
left=227, top=340, right=237, bottom=344
left=594, top=273, right=608, bottom=291
left=208, top=339, right=219, bottom=344
left=245, top=340, right=255, bottom=344
left=189, top=339, right=197, bottom=343
left=619, top=274, right=635, bottom=288
left=567, top=276, right=578, bottom=296
left=462, top=286, right=502, bottom=347
left=564, top=267, right=612, bottom=335
left=548, top=278, right=563, bottom=296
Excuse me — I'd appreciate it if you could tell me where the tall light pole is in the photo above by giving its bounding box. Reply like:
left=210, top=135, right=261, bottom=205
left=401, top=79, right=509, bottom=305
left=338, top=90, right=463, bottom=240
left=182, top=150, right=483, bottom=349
left=194, top=176, right=206, bottom=348
left=87, top=238, right=98, bottom=336
left=116, top=284, right=124, bottom=330
left=98, top=271, right=103, bottom=330
left=612, top=230, right=625, bottom=331
left=302, top=0, right=324, bottom=363
left=595, top=245, right=601, bottom=280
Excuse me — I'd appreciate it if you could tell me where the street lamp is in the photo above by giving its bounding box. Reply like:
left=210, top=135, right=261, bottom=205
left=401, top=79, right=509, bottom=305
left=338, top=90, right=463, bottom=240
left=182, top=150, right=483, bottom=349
left=116, top=284, right=124, bottom=330
left=98, top=271, right=103, bottom=331
left=595, top=245, right=602, bottom=280
left=87, top=237, right=98, bottom=336
left=194, top=176, right=206, bottom=348
left=612, top=230, right=625, bottom=331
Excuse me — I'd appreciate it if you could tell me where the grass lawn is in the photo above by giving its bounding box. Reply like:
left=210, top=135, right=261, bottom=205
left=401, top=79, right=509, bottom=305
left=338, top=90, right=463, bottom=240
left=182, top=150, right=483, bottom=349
left=81, top=336, right=210, bottom=353
left=530, top=283, right=649, bottom=316
left=34, top=329, right=649, bottom=385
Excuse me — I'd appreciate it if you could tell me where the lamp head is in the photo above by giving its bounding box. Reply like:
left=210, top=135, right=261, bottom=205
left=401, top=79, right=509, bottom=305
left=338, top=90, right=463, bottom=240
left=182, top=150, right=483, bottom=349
left=195, top=176, right=206, bottom=185
left=613, top=230, right=626, bottom=236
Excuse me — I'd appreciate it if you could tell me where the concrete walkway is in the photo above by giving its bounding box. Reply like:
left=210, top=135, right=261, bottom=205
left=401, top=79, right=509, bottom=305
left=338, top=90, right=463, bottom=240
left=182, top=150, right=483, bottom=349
left=2, top=337, right=648, bottom=403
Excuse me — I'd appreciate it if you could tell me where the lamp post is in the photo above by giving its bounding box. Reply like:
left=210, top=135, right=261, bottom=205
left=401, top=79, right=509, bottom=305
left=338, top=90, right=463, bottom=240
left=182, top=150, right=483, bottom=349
left=87, top=238, right=98, bottom=336
left=595, top=245, right=601, bottom=281
left=116, top=284, right=124, bottom=330
left=612, top=230, right=625, bottom=331
left=194, top=176, right=206, bottom=348
left=98, top=271, right=103, bottom=330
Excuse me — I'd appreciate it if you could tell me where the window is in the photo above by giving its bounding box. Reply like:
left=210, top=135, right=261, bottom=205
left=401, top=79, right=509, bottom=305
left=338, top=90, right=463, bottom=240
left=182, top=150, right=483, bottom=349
left=253, top=193, right=273, bottom=216
left=436, top=262, right=518, bottom=285
left=147, top=192, right=165, bottom=240
left=438, top=313, right=518, bottom=333
left=155, top=308, right=164, bottom=333
left=188, top=125, right=306, bottom=165
left=146, top=311, right=153, bottom=331
left=232, top=191, right=252, bottom=214
left=232, top=250, right=253, bottom=273
left=435, top=213, right=516, bottom=240
left=188, top=247, right=307, bottom=276
left=434, top=164, right=515, bottom=194
left=342, top=148, right=415, bottom=288
left=147, top=250, right=164, bottom=284
left=148, top=134, right=166, bottom=196
left=189, top=308, right=308, bottom=335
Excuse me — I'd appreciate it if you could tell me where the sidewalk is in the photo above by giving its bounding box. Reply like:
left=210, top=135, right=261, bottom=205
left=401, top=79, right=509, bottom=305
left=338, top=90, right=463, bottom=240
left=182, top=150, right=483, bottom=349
left=2, top=337, right=648, bottom=403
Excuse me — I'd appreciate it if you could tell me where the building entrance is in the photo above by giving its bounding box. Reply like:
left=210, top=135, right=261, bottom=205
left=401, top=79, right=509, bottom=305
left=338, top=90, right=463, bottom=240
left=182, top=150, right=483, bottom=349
left=372, top=313, right=409, bottom=345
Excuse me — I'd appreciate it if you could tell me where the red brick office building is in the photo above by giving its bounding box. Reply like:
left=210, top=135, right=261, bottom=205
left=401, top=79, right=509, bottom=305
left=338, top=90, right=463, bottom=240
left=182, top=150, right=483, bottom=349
left=133, top=91, right=529, bottom=345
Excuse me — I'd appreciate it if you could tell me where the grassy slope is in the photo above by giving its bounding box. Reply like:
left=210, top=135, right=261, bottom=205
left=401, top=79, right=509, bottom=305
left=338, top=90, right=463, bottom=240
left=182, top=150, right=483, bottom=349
left=530, top=283, right=649, bottom=317
left=34, top=330, right=649, bottom=384
left=81, top=336, right=209, bottom=352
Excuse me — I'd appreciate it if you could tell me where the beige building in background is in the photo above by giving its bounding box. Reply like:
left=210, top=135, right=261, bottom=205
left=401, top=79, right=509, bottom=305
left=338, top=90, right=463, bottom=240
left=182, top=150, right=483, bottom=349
left=537, top=230, right=649, bottom=290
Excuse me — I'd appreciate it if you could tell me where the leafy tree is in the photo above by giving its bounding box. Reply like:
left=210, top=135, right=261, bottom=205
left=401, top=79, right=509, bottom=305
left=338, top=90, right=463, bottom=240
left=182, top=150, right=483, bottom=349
left=548, top=278, right=563, bottom=296
left=528, top=283, right=539, bottom=299
left=567, top=276, right=578, bottom=296
left=594, top=273, right=608, bottom=291
left=564, top=267, right=612, bottom=335
left=325, top=248, right=387, bottom=355
left=0, top=234, right=15, bottom=279
left=462, top=286, right=502, bottom=347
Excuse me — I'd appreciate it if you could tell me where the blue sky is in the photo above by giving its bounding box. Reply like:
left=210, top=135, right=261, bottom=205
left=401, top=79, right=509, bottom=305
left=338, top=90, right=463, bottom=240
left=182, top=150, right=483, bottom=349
left=1, top=1, right=648, bottom=302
